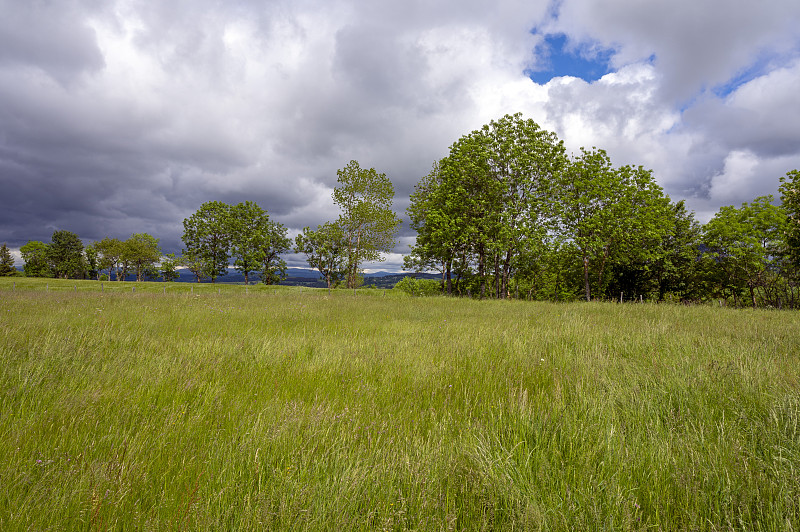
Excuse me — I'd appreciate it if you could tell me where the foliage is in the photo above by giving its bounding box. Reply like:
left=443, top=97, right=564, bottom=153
left=124, top=233, right=162, bottom=282
left=405, top=115, right=800, bottom=307
left=228, top=201, right=271, bottom=285
left=703, top=196, right=787, bottom=307
left=647, top=200, right=703, bottom=301
left=409, top=114, right=567, bottom=299
left=556, top=149, right=671, bottom=301
left=47, top=230, right=85, bottom=279
left=94, top=237, right=126, bottom=281
left=779, top=169, right=800, bottom=276
left=180, top=200, right=288, bottom=284
left=160, top=253, right=181, bottom=282
left=84, top=243, right=100, bottom=280
left=295, top=222, right=348, bottom=289
left=333, top=160, right=401, bottom=289
left=257, top=220, right=291, bottom=285
left=182, top=201, right=231, bottom=283
left=20, top=240, right=52, bottom=278
left=393, top=276, right=441, bottom=296
left=180, top=249, right=206, bottom=283
left=0, top=244, right=16, bottom=276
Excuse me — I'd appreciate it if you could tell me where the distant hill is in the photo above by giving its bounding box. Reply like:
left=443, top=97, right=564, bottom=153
left=18, top=267, right=440, bottom=288
left=168, top=268, right=440, bottom=289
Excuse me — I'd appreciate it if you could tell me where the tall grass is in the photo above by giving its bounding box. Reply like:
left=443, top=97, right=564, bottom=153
left=1, top=277, right=799, bottom=530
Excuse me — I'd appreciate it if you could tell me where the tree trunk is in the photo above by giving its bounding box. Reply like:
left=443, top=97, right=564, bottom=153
left=583, top=254, right=591, bottom=302
left=445, top=260, right=452, bottom=295
left=502, top=250, right=512, bottom=299
left=494, top=254, right=500, bottom=299
left=597, top=246, right=609, bottom=299
left=478, top=245, right=486, bottom=300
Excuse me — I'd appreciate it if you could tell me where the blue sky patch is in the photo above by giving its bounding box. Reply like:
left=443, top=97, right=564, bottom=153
left=712, top=53, right=780, bottom=99
left=528, top=33, right=615, bottom=84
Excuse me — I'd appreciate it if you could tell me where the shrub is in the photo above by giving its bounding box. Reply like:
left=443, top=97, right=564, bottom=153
left=393, top=276, right=441, bottom=296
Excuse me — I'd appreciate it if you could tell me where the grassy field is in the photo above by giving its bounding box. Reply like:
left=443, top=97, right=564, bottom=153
left=1, top=277, right=799, bottom=530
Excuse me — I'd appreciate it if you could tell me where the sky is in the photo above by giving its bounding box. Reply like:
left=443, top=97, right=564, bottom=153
left=1, top=0, right=799, bottom=272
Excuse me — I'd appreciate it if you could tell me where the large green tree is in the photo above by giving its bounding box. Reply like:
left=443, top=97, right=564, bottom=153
left=405, top=160, right=473, bottom=295
left=123, top=233, right=161, bottom=282
left=295, top=222, right=348, bottom=290
left=556, top=149, right=670, bottom=301
left=555, top=148, right=621, bottom=301
left=160, top=253, right=181, bottom=282
left=649, top=200, right=703, bottom=301
left=779, top=169, right=800, bottom=275
left=703, top=195, right=787, bottom=307
left=84, top=244, right=100, bottom=280
left=333, top=160, right=401, bottom=289
left=47, top=230, right=85, bottom=279
left=182, top=201, right=231, bottom=283
left=94, top=237, right=126, bottom=281
left=20, top=241, right=51, bottom=278
left=256, top=219, right=291, bottom=285
left=407, top=115, right=566, bottom=298
left=0, top=244, right=16, bottom=276
left=228, top=201, right=286, bottom=285
left=475, top=114, right=566, bottom=298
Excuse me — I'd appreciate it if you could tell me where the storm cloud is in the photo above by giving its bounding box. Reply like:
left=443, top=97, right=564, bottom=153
left=1, top=0, right=799, bottom=270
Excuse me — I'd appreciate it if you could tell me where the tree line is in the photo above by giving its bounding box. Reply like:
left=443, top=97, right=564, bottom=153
left=7, top=160, right=402, bottom=288
left=404, top=113, right=800, bottom=308
left=7, top=113, right=799, bottom=308
left=10, top=231, right=175, bottom=282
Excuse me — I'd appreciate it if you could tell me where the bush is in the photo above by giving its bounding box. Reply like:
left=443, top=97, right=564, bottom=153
left=393, top=276, right=441, bottom=296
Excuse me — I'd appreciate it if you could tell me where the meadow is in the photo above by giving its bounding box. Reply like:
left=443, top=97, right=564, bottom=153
left=1, top=277, right=799, bottom=531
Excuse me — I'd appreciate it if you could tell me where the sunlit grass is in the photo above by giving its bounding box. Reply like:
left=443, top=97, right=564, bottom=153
left=1, top=277, right=799, bottom=530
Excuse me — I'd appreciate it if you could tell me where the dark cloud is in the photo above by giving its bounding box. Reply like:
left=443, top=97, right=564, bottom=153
left=1, top=0, right=799, bottom=270
left=0, top=0, right=107, bottom=84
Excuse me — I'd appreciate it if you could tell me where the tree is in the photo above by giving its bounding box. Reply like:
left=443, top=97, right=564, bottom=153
left=94, top=237, right=126, bottom=281
left=47, top=230, right=85, bottom=279
left=228, top=201, right=271, bottom=285
left=123, top=233, right=161, bottom=282
left=443, top=137, right=503, bottom=299
left=556, top=148, right=620, bottom=301
left=20, top=241, right=51, bottom=278
left=407, top=115, right=567, bottom=298
left=295, top=223, right=348, bottom=290
left=555, top=149, right=670, bottom=301
left=405, top=160, right=470, bottom=295
left=182, top=201, right=231, bottom=283
left=649, top=200, right=703, bottom=301
left=779, top=169, right=800, bottom=275
left=333, top=160, right=401, bottom=289
left=257, top=220, right=291, bottom=285
left=703, top=196, right=787, bottom=307
left=160, top=253, right=181, bottom=282
left=473, top=114, right=566, bottom=298
left=599, top=165, right=672, bottom=301
left=84, top=244, right=100, bottom=280
left=0, top=244, right=17, bottom=276
left=180, top=250, right=206, bottom=283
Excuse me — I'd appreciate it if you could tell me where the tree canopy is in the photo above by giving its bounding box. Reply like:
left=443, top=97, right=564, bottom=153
left=333, top=160, right=401, bottom=289
left=405, top=114, right=799, bottom=307
left=0, top=243, right=16, bottom=276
